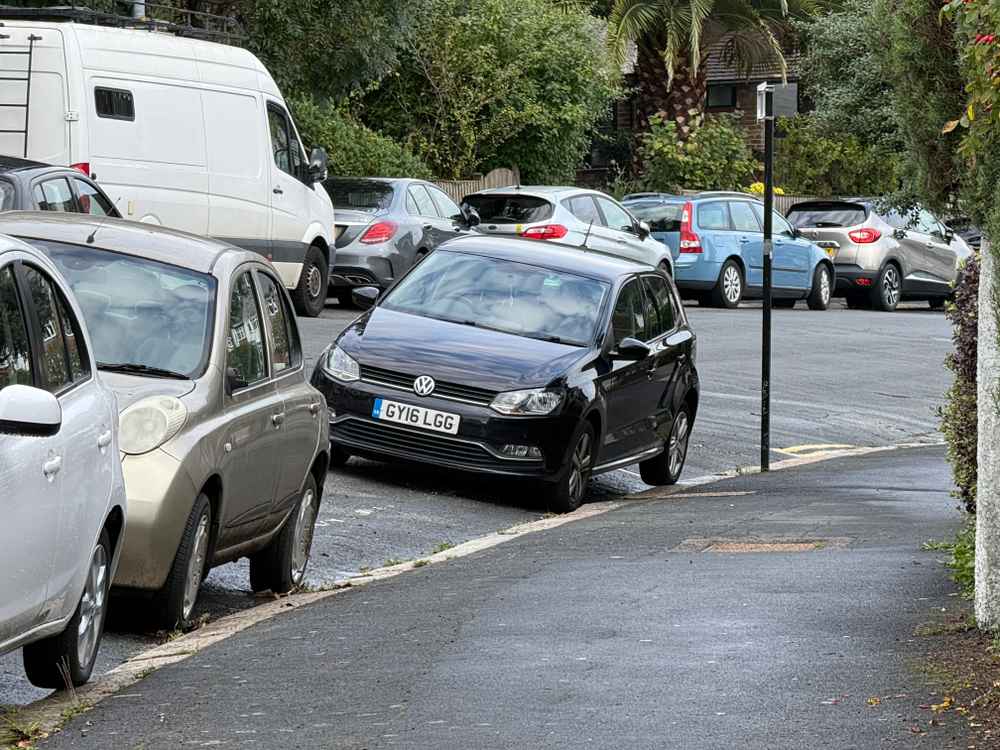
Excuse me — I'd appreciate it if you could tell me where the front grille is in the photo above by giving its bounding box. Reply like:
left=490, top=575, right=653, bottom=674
left=333, top=418, right=533, bottom=469
left=360, top=364, right=498, bottom=406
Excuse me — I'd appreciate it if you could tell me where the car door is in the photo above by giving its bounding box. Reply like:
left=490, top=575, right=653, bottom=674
left=32, top=175, right=79, bottom=212
left=770, top=211, right=812, bottom=291
left=254, top=267, right=318, bottom=516
left=20, top=263, right=113, bottom=616
left=640, top=273, right=691, bottom=437
left=565, top=194, right=603, bottom=249
left=600, top=277, right=653, bottom=463
left=426, top=185, right=469, bottom=246
left=915, top=209, right=960, bottom=288
left=265, top=101, right=312, bottom=264
left=219, top=269, right=283, bottom=547
left=0, top=261, right=62, bottom=644
left=729, top=201, right=763, bottom=287
left=594, top=196, right=648, bottom=263
left=407, top=183, right=447, bottom=250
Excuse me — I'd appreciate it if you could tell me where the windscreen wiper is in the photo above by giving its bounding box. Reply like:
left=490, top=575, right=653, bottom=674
left=97, top=362, right=189, bottom=380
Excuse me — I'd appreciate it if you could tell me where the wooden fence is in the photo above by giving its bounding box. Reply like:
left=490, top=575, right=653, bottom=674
left=434, top=167, right=520, bottom=203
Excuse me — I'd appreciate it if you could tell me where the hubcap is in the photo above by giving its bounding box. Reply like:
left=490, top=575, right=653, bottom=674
left=567, top=431, right=593, bottom=504
left=723, top=266, right=742, bottom=304
left=290, top=488, right=318, bottom=585
left=183, top=512, right=211, bottom=622
left=306, top=264, right=323, bottom=300
left=668, top=411, right=690, bottom=478
left=882, top=266, right=900, bottom=306
left=820, top=269, right=831, bottom=305
left=77, top=543, right=108, bottom=669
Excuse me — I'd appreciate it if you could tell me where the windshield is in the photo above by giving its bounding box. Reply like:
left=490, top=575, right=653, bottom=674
left=786, top=203, right=868, bottom=228
left=323, top=179, right=394, bottom=213
left=463, top=195, right=554, bottom=224
left=33, top=239, right=217, bottom=378
left=381, top=250, right=609, bottom=346
left=628, top=202, right=683, bottom=232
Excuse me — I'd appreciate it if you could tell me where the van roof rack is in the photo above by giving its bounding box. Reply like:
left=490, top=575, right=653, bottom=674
left=0, top=1, right=244, bottom=43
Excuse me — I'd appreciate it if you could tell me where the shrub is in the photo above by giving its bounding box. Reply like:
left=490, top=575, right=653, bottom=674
left=940, top=254, right=979, bottom=514
left=950, top=520, right=977, bottom=599
left=633, top=114, right=759, bottom=193
left=291, top=97, right=433, bottom=179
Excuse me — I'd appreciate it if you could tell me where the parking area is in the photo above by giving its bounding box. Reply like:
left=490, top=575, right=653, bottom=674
left=0, top=299, right=952, bottom=707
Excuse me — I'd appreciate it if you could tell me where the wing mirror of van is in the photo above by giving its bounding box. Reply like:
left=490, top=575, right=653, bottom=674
left=351, top=286, right=380, bottom=310
left=307, top=147, right=329, bottom=183
left=0, top=384, right=62, bottom=437
left=460, top=204, right=481, bottom=228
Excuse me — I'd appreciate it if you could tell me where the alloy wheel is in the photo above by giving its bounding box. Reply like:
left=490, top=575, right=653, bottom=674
left=77, top=543, right=108, bottom=670
left=183, top=513, right=211, bottom=622
left=290, top=487, right=318, bottom=585
left=306, top=264, right=323, bottom=301
left=567, top=431, right=593, bottom=504
left=668, top=411, right=690, bottom=478
left=723, top=266, right=742, bottom=305
left=882, top=266, right=901, bottom=307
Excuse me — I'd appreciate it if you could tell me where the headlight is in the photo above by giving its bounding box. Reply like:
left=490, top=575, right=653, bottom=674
left=490, top=388, right=563, bottom=416
left=119, top=396, right=187, bottom=455
left=322, top=345, right=360, bottom=382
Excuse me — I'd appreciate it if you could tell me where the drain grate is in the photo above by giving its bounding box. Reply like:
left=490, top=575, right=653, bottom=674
left=676, top=537, right=850, bottom=553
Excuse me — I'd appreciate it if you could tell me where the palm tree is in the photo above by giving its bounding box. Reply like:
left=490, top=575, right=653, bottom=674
left=608, top=0, right=822, bottom=138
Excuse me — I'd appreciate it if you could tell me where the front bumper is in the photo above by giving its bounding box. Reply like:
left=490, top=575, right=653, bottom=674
left=311, top=368, right=578, bottom=480
left=833, top=264, right=878, bottom=294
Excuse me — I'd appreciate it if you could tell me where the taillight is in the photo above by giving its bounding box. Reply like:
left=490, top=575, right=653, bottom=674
left=359, top=220, right=398, bottom=244
left=71, top=162, right=90, bottom=177
left=521, top=224, right=568, bottom=241
left=679, top=201, right=702, bottom=254
left=848, top=228, right=881, bottom=244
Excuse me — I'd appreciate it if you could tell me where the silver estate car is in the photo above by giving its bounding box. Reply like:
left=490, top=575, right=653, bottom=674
left=786, top=200, right=973, bottom=312
left=463, top=186, right=675, bottom=276
left=0, top=212, right=330, bottom=629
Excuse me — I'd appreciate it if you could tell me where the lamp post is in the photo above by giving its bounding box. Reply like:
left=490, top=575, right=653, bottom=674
left=756, top=82, right=775, bottom=472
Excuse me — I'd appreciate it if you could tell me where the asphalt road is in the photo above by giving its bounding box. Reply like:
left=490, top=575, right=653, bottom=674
left=40, top=446, right=966, bottom=749
left=0, top=299, right=953, bottom=707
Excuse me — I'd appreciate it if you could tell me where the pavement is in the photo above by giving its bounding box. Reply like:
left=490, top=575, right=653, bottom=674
left=0, top=299, right=954, bottom=707
left=37, top=445, right=967, bottom=749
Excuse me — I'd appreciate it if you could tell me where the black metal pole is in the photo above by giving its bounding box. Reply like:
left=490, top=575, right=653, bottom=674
left=761, top=89, right=774, bottom=472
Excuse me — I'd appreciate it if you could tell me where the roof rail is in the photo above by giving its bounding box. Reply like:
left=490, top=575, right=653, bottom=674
left=693, top=190, right=755, bottom=199
left=0, top=1, right=244, bottom=44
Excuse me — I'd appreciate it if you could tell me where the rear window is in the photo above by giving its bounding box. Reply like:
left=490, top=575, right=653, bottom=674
left=786, top=203, right=868, bottom=229
left=464, top=194, right=553, bottom=224
left=323, top=179, right=394, bottom=213
left=629, top=202, right=683, bottom=232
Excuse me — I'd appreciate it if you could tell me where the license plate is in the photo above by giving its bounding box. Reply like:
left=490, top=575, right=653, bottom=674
left=372, top=398, right=460, bottom=435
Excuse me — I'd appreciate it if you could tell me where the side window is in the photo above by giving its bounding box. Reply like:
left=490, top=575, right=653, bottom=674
left=427, top=186, right=462, bottom=220
left=409, top=185, right=437, bottom=217
left=0, top=265, right=32, bottom=389
left=256, top=271, right=301, bottom=373
left=750, top=204, right=795, bottom=236
left=74, top=178, right=115, bottom=217
left=729, top=202, right=760, bottom=232
left=23, top=266, right=72, bottom=393
left=267, top=104, right=302, bottom=179
left=597, top=197, right=635, bottom=233
left=227, top=272, right=268, bottom=388
left=33, top=178, right=77, bottom=212
left=641, top=274, right=676, bottom=339
left=611, top=280, right=647, bottom=346
left=94, top=87, right=135, bottom=121
left=916, top=209, right=942, bottom=236
left=54, top=288, right=88, bottom=382
left=567, top=195, right=601, bottom=225
left=405, top=191, right=420, bottom=215
left=698, top=202, right=730, bottom=231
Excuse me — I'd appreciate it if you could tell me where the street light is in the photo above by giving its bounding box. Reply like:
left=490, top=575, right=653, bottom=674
left=756, top=82, right=774, bottom=472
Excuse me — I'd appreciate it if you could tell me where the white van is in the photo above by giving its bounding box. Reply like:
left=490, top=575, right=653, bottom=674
left=0, top=15, right=335, bottom=316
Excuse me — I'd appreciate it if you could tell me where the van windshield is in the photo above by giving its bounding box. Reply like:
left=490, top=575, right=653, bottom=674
left=323, top=179, right=395, bottom=213
left=32, top=239, right=217, bottom=379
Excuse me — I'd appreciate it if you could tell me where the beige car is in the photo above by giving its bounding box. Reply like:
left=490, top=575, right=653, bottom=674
left=0, top=212, right=330, bottom=629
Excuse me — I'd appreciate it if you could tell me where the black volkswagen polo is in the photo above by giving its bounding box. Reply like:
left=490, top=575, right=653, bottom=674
left=311, top=236, right=699, bottom=512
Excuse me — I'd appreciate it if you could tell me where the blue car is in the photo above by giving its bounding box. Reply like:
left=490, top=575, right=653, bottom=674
left=624, top=192, right=835, bottom=310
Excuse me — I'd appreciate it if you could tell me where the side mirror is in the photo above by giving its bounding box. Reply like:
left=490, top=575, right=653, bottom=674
left=613, top=337, right=651, bottom=361
left=225, top=367, right=248, bottom=395
left=637, top=220, right=651, bottom=240
left=307, top=147, right=328, bottom=183
left=0, top=384, right=62, bottom=437
left=460, top=204, right=481, bottom=228
left=351, top=286, right=380, bottom=310
left=943, top=227, right=955, bottom=243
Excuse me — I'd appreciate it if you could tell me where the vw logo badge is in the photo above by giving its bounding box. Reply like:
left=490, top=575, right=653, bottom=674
left=413, top=375, right=436, bottom=397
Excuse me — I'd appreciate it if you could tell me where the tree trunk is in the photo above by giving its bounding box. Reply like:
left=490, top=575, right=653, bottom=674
left=976, top=240, right=1000, bottom=630
left=632, top=40, right=708, bottom=140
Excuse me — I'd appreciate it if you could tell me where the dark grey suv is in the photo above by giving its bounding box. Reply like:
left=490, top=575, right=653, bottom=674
left=0, top=156, right=120, bottom=217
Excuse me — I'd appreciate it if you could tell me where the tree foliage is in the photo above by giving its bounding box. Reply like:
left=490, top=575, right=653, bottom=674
left=364, top=0, right=619, bottom=183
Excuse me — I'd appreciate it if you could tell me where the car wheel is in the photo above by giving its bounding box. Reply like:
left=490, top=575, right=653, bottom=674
left=806, top=264, right=833, bottom=311
left=335, top=289, right=354, bottom=308
left=870, top=263, right=901, bottom=312
left=153, top=494, right=212, bottom=630
left=250, top=475, right=320, bottom=594
left=329, top=442, right=351, bottom=468
left=711, top=260, right=743, bottom=309
left=773, top=298, right=797, bottom=309
left=291, top=245, right=328, bottom=318
left=639, top=405, right=692, bottom=486
left=544, top=424, right=595, bottom=514
left=657, top=260, right=672, bottom=277
left=22, top=529, right=111, bottom=689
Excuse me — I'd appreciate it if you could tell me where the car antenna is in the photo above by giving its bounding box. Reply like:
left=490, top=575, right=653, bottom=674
left=581, top=219, right=593, bottom=251
left=85, top=197, right=121, bottom=244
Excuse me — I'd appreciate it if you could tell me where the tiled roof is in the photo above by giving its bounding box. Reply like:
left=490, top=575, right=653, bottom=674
left=705, top=38, right=801, bottom=83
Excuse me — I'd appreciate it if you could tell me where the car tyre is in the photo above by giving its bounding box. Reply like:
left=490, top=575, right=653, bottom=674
left=250, top=475, right=320, bottom=594
left=869, top=262, right=901, bottom=312
left=639, top=405, right=692, bottom=486
left=711, top=260, right=743, bottom=309
left=329, top=442, right=351, bottom=468
left=292, top=245, right=328, bottom=318
left=806, top=264, right=833, bottom=311
left=773, top=299, right=797, bottom=309
left=153, top=494, right=212, bottom=630
left=544, top=423, right=595, bottom=514
left=22, top=529, right=112, bottom=689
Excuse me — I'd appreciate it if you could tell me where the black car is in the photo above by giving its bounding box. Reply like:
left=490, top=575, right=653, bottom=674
left=311, top=236, right=699, bottom=512
left=0, top=156, right=120, bottom=216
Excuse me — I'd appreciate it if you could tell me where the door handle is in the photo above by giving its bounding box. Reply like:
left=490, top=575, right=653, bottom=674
left=739, top=236, right=751, bottom=244
left=97, top=430, right=112, bottom=449
left=271, top=412, right=285, bottom=427
left=43, top=455, right=62, bottom=478
left=273, top=186, right=284, bottom=195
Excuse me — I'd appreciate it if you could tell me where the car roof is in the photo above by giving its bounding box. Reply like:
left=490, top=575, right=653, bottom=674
left=0, top=212, right=248, bottom=274
left=0, top=155, right=49, bottom=173
left=624, top=191, right=760, bottom=203
left=464, top=185, right=597, bottom=201
left=434, top=234, right=648, bottom=281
